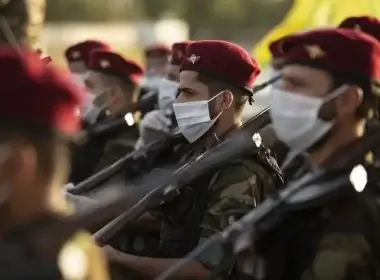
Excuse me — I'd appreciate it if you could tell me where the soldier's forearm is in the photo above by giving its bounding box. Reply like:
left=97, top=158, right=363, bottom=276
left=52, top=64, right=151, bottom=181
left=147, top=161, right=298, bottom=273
left=113, top=252, right=214, bottom=279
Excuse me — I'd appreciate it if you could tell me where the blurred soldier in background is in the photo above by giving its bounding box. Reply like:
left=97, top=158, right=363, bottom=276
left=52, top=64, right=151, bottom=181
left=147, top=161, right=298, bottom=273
left=64, top=40, right=112, bottom=124
left=70, top=50, right=144, bottom=183
left=101, top=40, right=283, bottom=279
left=338, top=15, right=380, bottom=41
left=135, top=40, right=193, bottom=149
left=244, top=28, right=380, bottom=280
left=138, top=44, right=172, bottom=117
left=0, top=46, right=109, bottom=280
left=141, top=43, right=171, bottom=89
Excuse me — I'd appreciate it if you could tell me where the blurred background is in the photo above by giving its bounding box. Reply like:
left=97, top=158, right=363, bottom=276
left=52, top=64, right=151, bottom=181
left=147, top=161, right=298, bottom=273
left=43, top=0, right=380, bottom=118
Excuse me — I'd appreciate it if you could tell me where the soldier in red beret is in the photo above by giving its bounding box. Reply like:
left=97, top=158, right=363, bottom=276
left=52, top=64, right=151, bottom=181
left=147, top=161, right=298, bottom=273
left=64, top=40, right=112, bottom=85
left=64, top=40, right=112, bottom=121
left=0, top=45, right=109, bottom=279
left=338, top=15, right=380, bottom=41
left=141, top=43, right=171, bottom=89
left=135, top=40, right=194, bottom=149
left=69, top=50, right=145, bottom=183
left=101, top=40, right=282, bottom=279
left=241, top=28, right=380, bottom=280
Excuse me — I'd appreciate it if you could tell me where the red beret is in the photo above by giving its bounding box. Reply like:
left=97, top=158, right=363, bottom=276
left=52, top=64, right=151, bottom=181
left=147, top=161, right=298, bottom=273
left=65, top=40, right=111, bottom=65
left=88, top=50, right=145, bottom=84
left=338, top=16, right=380, bottom=41
left=282, top=28, right=380, bottom=81
left=144, top=44, right=171, bottom=58
left=269, top=33, right=304, bottom=59
left=0, top=45, right=82, bottom=134
left=180, top=40, right=260, bottom=92
left=170, top=41, right=194, bottom=65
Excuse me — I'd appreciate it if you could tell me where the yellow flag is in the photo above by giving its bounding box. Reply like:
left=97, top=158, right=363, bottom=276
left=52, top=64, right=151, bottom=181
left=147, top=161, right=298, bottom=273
left=252, top=0, right=380, bottom=66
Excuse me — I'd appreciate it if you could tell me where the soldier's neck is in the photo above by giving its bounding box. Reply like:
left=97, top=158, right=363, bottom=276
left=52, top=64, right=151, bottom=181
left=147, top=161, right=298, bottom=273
left=203, top=118, right=241, bottom=147
left=308, top=119, right=365, bottom=168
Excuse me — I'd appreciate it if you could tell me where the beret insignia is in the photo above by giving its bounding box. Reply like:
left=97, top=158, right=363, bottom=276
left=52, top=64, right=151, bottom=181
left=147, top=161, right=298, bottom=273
left=100, top=60, right=110, bottom=68
left=187, top=54, right=200, bottom=64
left=304, top=44, right=325, bottom=59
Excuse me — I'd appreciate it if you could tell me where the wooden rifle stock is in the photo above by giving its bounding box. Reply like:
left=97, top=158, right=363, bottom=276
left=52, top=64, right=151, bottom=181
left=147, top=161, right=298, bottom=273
left=94, top=107, right=272, bottom=244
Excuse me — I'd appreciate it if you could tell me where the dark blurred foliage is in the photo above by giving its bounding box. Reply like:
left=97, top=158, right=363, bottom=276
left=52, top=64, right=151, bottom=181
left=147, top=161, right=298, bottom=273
left=45, top=0, right=293, bottom=40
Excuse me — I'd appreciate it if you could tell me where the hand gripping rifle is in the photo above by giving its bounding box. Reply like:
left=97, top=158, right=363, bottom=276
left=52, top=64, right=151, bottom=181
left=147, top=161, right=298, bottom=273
left=93, top=106, right=272, bottom=245
left=154, top=123, right=380, bottom=280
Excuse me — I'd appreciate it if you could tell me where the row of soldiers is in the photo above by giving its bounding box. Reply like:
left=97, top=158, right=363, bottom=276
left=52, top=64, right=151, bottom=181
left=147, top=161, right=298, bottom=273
left=0, top=9, right=380, bottom=280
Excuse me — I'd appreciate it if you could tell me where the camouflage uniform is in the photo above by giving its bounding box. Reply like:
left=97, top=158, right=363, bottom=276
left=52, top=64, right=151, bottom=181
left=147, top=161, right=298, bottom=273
left=194, top=154, right=280, bottom=274
left=153, top=130, right=283, bottom=277
left=0, top=0, right=45, bottom=48
left=244, top=152, right=380, bottom=280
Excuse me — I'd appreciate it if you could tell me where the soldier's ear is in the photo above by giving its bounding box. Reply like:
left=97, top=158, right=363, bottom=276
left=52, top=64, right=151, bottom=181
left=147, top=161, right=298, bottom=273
left=219, top=90, right=234, bottom=111
left=339, top=85, right=363, bottom=115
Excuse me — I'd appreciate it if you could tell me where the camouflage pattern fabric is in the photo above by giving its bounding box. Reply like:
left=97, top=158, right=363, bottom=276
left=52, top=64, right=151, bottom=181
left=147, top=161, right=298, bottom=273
left=0, top=0, right=45, bottom=49
left=58, top=231, right=110, bottom=280
left=245, top=183, right=380, bottom=280
left=301, top=195, right=380, bottom=280
left=94, top=128, right=138, bottom=172
left=195, top=157, right=279, bottom=273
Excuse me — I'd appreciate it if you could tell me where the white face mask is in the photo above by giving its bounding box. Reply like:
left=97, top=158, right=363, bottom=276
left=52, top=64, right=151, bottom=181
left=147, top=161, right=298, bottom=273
left=158, top=78, right=179, bottom=115
left=173, top=91, right=224, bottom=143
left=269, top=85, right=346, bottom=156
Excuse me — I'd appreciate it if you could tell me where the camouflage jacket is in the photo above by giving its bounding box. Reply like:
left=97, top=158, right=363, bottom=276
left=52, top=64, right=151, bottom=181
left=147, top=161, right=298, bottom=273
left=244, top=150, right=380, bottom=280
left=153, top=130, right=283, bottom=273
left=194, top=149, right=282, bottom=274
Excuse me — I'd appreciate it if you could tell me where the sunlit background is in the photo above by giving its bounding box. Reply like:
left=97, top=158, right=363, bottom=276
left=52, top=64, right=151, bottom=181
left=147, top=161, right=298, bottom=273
left=43, top=0, right=380, bottom=120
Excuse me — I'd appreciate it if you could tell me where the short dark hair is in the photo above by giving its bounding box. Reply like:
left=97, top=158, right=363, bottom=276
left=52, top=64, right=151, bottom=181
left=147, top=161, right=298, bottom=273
left=101, top=73, right=141, bottom=102
left=0, top=120, right=71, bottom=181
left=197, top=73, right=250, bottom=114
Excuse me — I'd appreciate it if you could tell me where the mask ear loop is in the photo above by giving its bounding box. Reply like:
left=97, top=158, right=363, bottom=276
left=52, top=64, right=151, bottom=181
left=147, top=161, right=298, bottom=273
left=250, top=74, right=283, bottom=105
